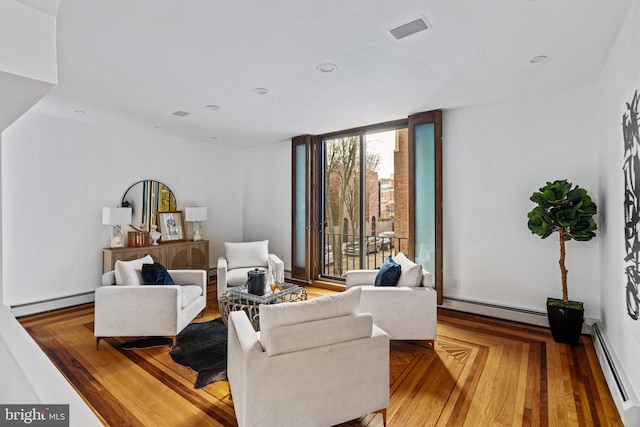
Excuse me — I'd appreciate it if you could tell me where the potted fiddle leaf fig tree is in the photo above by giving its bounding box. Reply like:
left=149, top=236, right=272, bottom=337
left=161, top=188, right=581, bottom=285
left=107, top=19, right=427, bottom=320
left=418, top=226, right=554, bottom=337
left=527, top=179, right=598, bottom=345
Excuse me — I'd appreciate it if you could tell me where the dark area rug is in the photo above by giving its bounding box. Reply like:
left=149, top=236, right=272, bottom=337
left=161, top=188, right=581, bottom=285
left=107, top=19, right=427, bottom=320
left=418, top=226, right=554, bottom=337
left=120, top=317, right=228, bottom=389
left=169, top=317, right=228, bottom=389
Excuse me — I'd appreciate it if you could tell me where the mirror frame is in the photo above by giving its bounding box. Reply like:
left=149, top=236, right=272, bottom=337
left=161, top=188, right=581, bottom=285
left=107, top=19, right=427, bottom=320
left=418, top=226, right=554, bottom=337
left=122, top=180, right=177, bottom=232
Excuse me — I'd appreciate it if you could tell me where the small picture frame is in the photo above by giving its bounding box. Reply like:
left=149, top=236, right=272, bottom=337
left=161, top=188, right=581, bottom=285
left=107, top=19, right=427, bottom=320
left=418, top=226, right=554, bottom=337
left=157, top=211, right=184, bottom=242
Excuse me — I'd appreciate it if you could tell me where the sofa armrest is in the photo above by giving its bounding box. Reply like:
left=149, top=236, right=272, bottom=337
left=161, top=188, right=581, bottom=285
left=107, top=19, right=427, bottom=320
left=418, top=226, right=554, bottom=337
left=168, top=270, right=207, bottom=289
left=217, top=257, right=228, bottom=300
left=422, top=269, right=434, bottom=288
left=269, top=253, right=284, bottom=279
left=227, top=312, right=266, bottom=378
left=94, top=285, right=181, bottom=336
left=168, top=270, right=207, bottom=306
left=102, top=271, right=116, bottom=286
left=229, top=311, right=264, bottom=357
left=345, top=270, right=378, bottom=288
left=95, top=285, right=181, bottom=307
left=358, top=285, right=438, bottom=340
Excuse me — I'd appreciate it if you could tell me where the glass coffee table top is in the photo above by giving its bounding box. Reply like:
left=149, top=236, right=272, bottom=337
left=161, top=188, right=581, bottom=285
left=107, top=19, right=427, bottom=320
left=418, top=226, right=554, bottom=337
left=219, top=283, right=308, bottom=330
left=226, top=282, right=304, bottom=304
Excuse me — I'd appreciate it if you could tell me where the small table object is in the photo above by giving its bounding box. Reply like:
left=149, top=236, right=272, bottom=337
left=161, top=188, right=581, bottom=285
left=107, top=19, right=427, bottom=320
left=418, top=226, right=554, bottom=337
left=219, top=283, right=308, bottom=330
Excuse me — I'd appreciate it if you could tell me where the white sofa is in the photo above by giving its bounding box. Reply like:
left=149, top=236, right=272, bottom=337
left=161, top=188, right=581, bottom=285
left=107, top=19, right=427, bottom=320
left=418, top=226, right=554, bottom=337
left=227, top=287, right=389, bottom=427
left=94, top=255, right=207, bottom=349
left=345, top=253, right=437, bottom=342
left=217, top=240, right=284, bottom=300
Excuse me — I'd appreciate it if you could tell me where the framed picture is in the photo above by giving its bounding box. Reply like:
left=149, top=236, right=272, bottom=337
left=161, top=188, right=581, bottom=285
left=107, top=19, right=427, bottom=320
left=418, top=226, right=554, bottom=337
left=157, top=211, right=184, bottom=242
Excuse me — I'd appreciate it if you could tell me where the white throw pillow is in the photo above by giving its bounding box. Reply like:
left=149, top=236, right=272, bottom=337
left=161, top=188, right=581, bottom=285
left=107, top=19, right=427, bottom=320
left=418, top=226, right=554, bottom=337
left=393, top=252, right=423, bottom=287
left=114, top=255, right=154, bottom=286
left=225, top=240, right=269, bottom=270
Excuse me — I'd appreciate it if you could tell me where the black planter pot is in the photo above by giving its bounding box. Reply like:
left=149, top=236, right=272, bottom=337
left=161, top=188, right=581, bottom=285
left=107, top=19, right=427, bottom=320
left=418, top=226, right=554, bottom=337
left=546, top=298, right=584, bottom=346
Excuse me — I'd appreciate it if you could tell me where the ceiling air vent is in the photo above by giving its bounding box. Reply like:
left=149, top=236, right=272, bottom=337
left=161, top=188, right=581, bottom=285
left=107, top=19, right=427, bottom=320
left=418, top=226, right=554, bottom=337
left=390, top=18, right=429, bottom=40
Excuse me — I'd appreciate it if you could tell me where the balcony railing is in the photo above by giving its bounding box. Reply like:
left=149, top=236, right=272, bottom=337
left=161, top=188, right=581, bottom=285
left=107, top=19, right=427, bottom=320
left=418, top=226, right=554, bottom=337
left=321, top=233, right=409, bottom=279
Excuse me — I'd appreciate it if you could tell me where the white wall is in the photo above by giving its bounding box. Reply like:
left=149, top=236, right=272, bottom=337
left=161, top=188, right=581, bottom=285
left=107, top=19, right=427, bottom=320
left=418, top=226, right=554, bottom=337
left=241, top=84, right=602, bottom=322
left=1, top=107, right=244, bottom=307
left=442, top=85, right=601, bottom=317
left=596, top=0, right=640, bottom=402
left=242, top=140, right=291, bottom=267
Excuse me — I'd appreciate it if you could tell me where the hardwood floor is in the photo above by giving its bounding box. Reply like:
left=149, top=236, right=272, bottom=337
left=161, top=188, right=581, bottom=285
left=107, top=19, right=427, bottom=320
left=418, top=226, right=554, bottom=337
left=18, top=283, right=623, bottom=426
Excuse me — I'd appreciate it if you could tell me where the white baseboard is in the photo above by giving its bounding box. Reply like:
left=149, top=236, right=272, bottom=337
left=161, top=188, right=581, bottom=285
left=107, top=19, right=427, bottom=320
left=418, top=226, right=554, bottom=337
left=591, top=322, right=640, bottom=426
left=10, top=292, right=95, bottom=317
left=441, top=296, right=596, bottom=333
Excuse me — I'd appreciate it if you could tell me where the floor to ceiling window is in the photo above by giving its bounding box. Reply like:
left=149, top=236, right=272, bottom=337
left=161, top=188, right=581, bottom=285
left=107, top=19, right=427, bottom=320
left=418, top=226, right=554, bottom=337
left=320, top=126, right=408, bottom=279
left=291, top=111, right=442, bottom=303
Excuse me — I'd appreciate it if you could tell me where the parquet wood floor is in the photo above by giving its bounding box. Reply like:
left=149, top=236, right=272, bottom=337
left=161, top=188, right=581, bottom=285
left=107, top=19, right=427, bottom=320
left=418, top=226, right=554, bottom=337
left=18, top=282, right=623, bottom=426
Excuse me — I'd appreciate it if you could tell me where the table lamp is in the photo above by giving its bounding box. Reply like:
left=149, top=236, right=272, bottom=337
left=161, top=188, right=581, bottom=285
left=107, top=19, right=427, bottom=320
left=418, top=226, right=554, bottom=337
left=102, top=207, right=132, bottom=248
left=184, top=206, right=207, bottom=241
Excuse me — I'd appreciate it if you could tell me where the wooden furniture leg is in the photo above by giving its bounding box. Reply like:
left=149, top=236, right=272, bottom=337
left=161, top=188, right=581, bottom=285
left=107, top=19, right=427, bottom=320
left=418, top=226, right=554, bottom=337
left=376, top=408, right=387, bottom=426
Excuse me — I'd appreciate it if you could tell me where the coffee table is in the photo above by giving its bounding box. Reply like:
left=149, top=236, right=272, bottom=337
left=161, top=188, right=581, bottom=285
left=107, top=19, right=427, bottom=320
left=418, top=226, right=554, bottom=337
left=218, top=283, right=308, bottom=330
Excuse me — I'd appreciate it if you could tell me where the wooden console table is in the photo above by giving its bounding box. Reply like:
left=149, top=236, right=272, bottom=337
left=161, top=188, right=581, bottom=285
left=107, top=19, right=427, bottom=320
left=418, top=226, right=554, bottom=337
left=103, top=240, right=209, bottom=273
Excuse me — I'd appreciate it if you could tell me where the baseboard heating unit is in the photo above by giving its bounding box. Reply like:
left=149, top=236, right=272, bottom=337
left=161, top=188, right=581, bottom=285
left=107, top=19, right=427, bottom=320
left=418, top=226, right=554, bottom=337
left=10, top=291, right=95, bottom=317
left=591, top=322, right=640, bottom=426
left=442, top=296, right=552, bottom=328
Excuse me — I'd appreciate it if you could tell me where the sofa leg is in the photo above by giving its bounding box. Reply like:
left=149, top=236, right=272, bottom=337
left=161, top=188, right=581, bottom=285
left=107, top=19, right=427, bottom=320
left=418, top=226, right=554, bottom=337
left=96, top=337, right=102, bottom=350
left=171, top=336, right=176, bottom=347
left=376, top=408, right=387, bottom=426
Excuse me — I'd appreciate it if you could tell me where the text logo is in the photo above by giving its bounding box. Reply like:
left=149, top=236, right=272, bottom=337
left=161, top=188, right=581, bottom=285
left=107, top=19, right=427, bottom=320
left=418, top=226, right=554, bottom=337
left=0, top=405, right=69, bottom=426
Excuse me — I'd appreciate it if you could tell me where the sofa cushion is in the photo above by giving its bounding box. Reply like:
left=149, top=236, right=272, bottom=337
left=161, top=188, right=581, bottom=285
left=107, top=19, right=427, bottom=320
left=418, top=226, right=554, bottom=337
left=180, top=285, right=204, bottom=309
left=225, top=240, right=269, bottom=270
left=259, top=287, right=361, bottom=349
left=141, top=262, right=175, bottom=285
left=115, top=255, right=154, bottom=286
left=393, top=252, right=423, bottom=287
left=375, top=256, right=401, bottom=286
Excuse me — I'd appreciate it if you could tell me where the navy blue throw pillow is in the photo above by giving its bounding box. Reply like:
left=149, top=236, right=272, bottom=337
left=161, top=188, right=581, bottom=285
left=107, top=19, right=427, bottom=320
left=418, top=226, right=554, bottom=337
left=142, top=262, right=175, bottom=285
left=375, top=256, right=401, bottom=286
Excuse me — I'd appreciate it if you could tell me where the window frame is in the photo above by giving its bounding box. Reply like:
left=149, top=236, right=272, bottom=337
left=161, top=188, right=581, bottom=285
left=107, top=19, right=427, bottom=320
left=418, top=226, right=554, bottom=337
left=292, top=111, right=442, bottom=304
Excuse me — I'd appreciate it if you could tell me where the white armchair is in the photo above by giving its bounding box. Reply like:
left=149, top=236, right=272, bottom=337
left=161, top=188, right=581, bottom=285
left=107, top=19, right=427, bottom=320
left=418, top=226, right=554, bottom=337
left=94, top=256, right=207, bottom=349
left=345, top=252, right=437, bottom=343
left=227, top=287, right=389, bottom=427
left=217, top=240, right=284, bottom=300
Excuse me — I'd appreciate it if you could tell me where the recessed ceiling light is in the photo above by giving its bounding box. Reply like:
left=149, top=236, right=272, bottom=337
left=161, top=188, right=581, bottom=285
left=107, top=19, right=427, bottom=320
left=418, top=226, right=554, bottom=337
left=530, top=55, right=547, bottom=63
left=153, top=125, right=163, bottom=129
left=209, top=136, right=218, bottom=140
left=204, top=105, right=221, bottom=111
left=74, top=109, right=86, bottom=114
left=316, top=63, right=338, bottom=73
left=252, top=88, right=269, bottom=95
left=390, top=18, right=429, bottom=40
left=172, top=110, right=190, bottom=117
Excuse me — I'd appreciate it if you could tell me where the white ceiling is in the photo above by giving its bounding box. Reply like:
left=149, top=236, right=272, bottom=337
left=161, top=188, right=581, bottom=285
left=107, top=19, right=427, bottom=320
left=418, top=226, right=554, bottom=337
left=35, top=0, right=632, bottom=147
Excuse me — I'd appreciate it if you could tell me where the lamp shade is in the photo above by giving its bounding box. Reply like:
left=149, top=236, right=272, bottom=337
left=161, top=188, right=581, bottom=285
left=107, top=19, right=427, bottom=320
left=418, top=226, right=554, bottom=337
left=102, top=207, right=132, bottom=226
left=184, top=206, right=207, bottom=222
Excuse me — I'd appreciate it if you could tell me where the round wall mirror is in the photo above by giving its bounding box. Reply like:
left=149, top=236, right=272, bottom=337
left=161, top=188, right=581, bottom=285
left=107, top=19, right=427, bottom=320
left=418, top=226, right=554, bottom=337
left=122, top=180, right=177, bottom=232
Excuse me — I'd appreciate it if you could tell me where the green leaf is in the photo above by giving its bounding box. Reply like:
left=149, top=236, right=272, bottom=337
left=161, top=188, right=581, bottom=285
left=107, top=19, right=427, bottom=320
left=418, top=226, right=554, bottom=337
left=527, top=179, right=598, bottom=251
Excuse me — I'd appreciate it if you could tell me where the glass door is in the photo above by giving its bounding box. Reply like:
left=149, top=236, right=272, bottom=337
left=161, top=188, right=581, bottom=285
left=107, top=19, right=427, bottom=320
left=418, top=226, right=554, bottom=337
left=320, top=127, right=407, bottom=279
